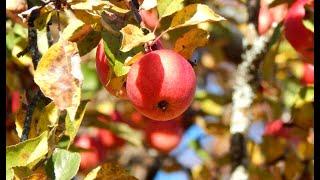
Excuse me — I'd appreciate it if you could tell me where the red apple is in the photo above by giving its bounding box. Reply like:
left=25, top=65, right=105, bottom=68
left=96, top=41, right=127, bottom=99
left=301, top=63, right=314, bottom=85
left=145, top=117, right=183, bottom=153
left=139, top=8, right=160, bottom=31
left=284, top=0, right=314, bottom=62
left=258, top=0, right=273, bottom=35
left=74, top=134, right=105, bottom=171
left=126, top=49, right=196, bottom=121
left=11, top=91, right=20, bottom=114
left=258, top=0, right=288, bottom=35
left=96, top=128, right=124, bottom=149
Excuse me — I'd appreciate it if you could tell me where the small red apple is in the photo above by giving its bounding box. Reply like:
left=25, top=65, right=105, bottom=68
left=284, top=0, right=314, bottom=62
left=264, top=119, right=289, bottom=138
left=258, top=1, right=273, bottom=35
left=96, top=41, right=127, bottom=99
left=126, top=49, right=196, bottom=121
left=301, top=63, right=314, bottom=85
left=74, top=134, right=105, bottom=171
left=139, top=8, right=160, bottom=31
left=145, top=117, right=183, bottom=153
left=258, top=0, right=288, bottom=35
left=96, top=128, right=124, bottom=149
left=11, top=91, right=20, bottom=114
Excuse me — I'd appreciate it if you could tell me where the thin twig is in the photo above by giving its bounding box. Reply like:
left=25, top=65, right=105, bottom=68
left=20, top=90, right=42, bottom=141
left=46, top=21, right=53, bottom=47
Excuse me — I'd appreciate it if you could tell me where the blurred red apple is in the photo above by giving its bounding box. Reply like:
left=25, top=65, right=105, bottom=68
left=74, top=134, right=105, bottom=171
left=301, top=63, right=314, bottom=85
left=96, top=128, right=124, bottom=149
left=264, top=119, right=289, bottom=138
left=145, top=117, right=183, bottom=153
left=284, top=0, right=314, bottom=62
left=126, top=49, right=196, bottom=121
left=139, top=8, right=160, bottom=31
left=11, top=91, right=20, bottom=114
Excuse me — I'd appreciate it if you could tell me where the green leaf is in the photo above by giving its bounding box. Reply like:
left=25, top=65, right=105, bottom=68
left=200, top=99, right=223, bottom=116
left=120, top=24, right=155, bottom=52
left=302, top=19, right=314, bottom=33
left=283, top=78, right=302, bottom=108
left=169, top=4, right=225, bottom=31
left=84, top=163, right=137, bottom=180
left=157, top=0, right=184, bottom=18
left=77, top=30, right=101, bottom=56
left=101, top=31, right=143, bottom=77
left=52, top=148, right=81, bottom=180
left=260, top=39, right=280, bottom=82
left=65, top=100, right=89, bottom=148
left=6, top=131, right=49, bottom=180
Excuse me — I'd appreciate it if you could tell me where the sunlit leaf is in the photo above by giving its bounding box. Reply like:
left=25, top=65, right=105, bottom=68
left=6, top=131, right=48, bottom=180
left=52, top=148, right=81, bottom=180
left=101, top=30, right=143, bottom=77
left=65, top=100, right=89, bottom=148
left=169, top=4, right=225, bottom=30
left=37, top=102, right=60, bottom=133
left=140, top=0, right=157, bottom=10
left=120, top=24, right=155, bottom=52
left=84, top=163, right=137, bottom=180
left=34, top=40, right=83, bottom=114
left=302, top=19, right=314, bottom=32
left=157, top=0, right=184, bottom=18
left=62, top=19, right=93, bottom=42
left=174, top=28, right=209, bottom=59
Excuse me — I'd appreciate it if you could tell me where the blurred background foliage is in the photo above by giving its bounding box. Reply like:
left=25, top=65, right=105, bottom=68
left=6, top=0, right=313, bottom=179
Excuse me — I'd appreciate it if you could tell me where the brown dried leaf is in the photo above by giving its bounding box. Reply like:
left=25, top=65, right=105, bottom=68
left=174, top=28, right=209, bottom=59
left=84, top=162, right=137, bottom=180
left=34, top=40, right=83, bottom=114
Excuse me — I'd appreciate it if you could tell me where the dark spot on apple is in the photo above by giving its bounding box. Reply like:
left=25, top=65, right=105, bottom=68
left=157, top=100, right=168, bottom=111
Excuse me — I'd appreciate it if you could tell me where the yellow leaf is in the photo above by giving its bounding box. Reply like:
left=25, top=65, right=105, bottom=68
left=65, top=100, right=88, bottom=148
left=62, top=19, right=93, bottom=42
left=200, top=99, right=223, bottom=116
left=261, top=136, right=287, bottom=164
left=296, top=141, right=313, bottom=161
left=124, top=52, right=144, bottom=66
left=170, top=4, right=225, bottom=30
left=84, top=163, right=137, bottom=180
left=34, top=40, right=83, bottom=113
left=120, top=24, right=155, bottom=52
left=174, top=28, right=209, bottom=59
left=37, top=102, right=60, bottom=134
